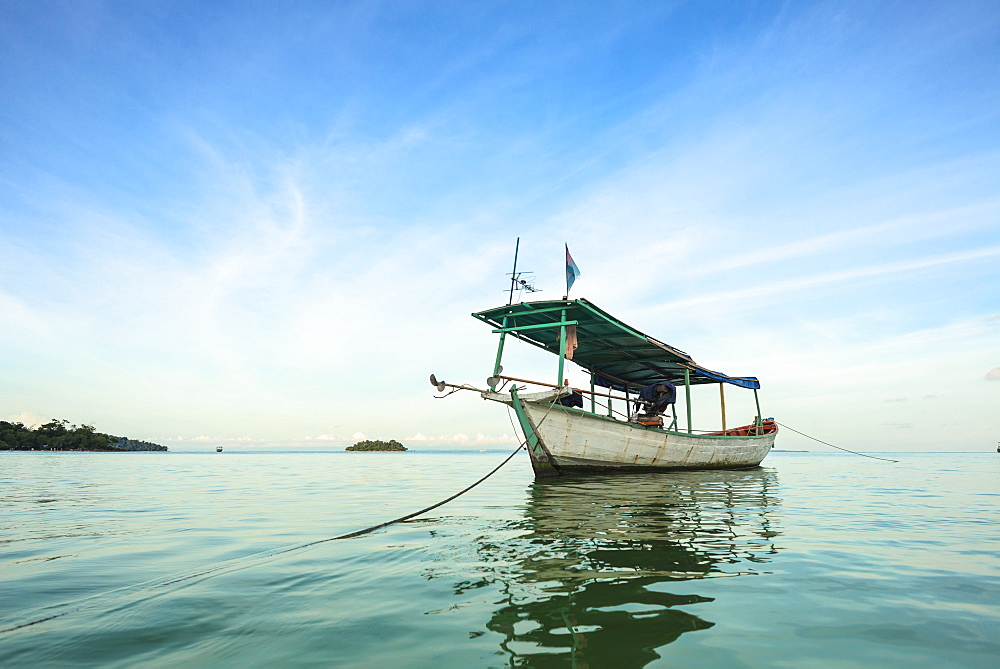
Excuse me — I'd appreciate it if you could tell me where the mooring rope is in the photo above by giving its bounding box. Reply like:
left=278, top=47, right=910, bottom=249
left=777, top=421, right=898, bottom=463
left=0, top=441, right=529, bottom=636
left=272, top=443, right=526, bottom=552
left=3, top=391, right=570, bottom=636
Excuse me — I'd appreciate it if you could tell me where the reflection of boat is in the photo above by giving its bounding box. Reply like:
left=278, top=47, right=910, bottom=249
left=432, top=297, right=777, bottom=477
left=216, top=447, right=223, bottom=452
left=474, top=470, right=781, bottom=665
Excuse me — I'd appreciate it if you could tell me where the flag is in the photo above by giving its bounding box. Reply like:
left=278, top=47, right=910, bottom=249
left=565, top=244, right=581, bottom=295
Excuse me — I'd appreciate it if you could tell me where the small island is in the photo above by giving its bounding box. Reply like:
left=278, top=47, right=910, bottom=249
left=0, top=419, right=167, bottom=452
left=345, top=439, right=408, bottom=452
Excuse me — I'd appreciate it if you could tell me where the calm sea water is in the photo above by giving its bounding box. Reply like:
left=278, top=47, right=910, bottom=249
left=1, top=450, right=998, bottom=667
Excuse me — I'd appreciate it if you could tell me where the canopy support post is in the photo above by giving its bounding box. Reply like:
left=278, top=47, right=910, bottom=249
left=753, top=388, right=762, bottom=435
left=720, top=383, right=727, bottom=433
left=492, top=317, right=508, bottom=377
left=684, top=368, right=692, bottom=434
left=556, top=309, right=567, bottom=386
left=590, top=373, right=596, bottom=413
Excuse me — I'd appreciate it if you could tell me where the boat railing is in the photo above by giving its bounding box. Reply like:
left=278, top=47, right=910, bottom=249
left=494, top=374, right=769, bottom=436
left=494, top=374, right=666, bottom=425
left=494, top=374, right=618, bottom=400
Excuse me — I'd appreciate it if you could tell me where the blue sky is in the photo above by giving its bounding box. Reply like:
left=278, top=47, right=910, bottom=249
left=1, top=0, right=997, bottom=451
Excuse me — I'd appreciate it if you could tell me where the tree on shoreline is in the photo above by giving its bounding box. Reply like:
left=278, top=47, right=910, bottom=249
left=0, top=420, right=167, bottom=451
left=345, top=439, right=408, bottom=452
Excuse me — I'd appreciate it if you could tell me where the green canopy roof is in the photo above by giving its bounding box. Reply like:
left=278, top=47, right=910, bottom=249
left=472, top=298, right=760, bottom=390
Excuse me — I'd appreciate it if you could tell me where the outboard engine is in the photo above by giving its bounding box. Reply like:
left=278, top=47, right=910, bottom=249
left=633, top=382, right=677, bottom=427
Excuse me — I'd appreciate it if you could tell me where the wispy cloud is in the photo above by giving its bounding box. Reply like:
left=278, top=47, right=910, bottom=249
left=3, top=412, right=47, bottom=429
left=648, top=246, right=1000, bottom=313
left=405, top=433, right=519, bottom=445
left=685, top=200, right=1000, bottom=277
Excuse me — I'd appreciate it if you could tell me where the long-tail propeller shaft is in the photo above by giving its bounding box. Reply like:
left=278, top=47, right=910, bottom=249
left=429, top=373, right=486, bottom=396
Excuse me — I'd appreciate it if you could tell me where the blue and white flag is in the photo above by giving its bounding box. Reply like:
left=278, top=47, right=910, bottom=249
left=565, top=244, right=581, bottom=296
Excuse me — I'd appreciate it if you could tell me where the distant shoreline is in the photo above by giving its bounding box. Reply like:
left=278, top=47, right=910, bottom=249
left=1, top=419, right=168, bottom=452
left=0, top=448, right=169, bottom=452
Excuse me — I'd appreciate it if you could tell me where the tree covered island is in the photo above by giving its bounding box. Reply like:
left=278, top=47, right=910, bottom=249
left=0, top=419, right=168, bottom=451
left=345, top=439, right=408, bottom=452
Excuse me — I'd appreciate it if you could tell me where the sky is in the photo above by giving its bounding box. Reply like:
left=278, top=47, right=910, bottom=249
left=1, top=0, right=997, bottom=452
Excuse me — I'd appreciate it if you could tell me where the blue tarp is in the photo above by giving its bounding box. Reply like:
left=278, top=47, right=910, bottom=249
left=692, top=368, right=760, bottom=390
left=595, top=369, right=758, bottom=391
left=638, top=382, right=677, bottom=404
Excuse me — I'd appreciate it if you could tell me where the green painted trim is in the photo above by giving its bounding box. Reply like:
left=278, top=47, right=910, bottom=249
left=574, top=300, right=651, bottom=342
left=510, top=389, right=560, bottom=476
left=557, top=309, right=567, bottom=386
left=510, top=388, right=543, bottom=457
left=492, top=316, right=508, bottom=377
left=491, top=320, right=578, bottom=334
left=494, top=304, right=573, bottom=318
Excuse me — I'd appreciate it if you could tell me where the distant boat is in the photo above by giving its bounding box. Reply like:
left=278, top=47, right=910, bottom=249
left=431, top=297, right=777, bottom=477
left=216, top=446, right=223, bottom=452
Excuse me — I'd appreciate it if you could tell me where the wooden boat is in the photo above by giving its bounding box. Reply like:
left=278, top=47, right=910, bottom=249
left=432, top=298, right=777, bottom=477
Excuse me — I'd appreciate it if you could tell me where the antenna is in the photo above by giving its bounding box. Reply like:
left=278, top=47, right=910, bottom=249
left=507, top=238, right=519, bottom=305
left=505, top=237, right=541, bottom=304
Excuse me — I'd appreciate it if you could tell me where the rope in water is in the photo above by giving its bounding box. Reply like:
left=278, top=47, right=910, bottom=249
left=777, top=421, right=898, bottom=463
left=0, top=395, right=559, bottom=635
left=0, top=439, right=533, bottom=636
left=271, top=443, right=526, bottom=553
left=287, top=392, right=562, bottom=554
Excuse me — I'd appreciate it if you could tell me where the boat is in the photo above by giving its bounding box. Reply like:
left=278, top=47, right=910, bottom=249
left=431, top=297, right=777, bottom=477
left=216, top=446, right=223, bottom=452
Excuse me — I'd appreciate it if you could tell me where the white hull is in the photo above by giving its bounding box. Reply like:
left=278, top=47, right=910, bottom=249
left=491, top=389, right=775, bottom=475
